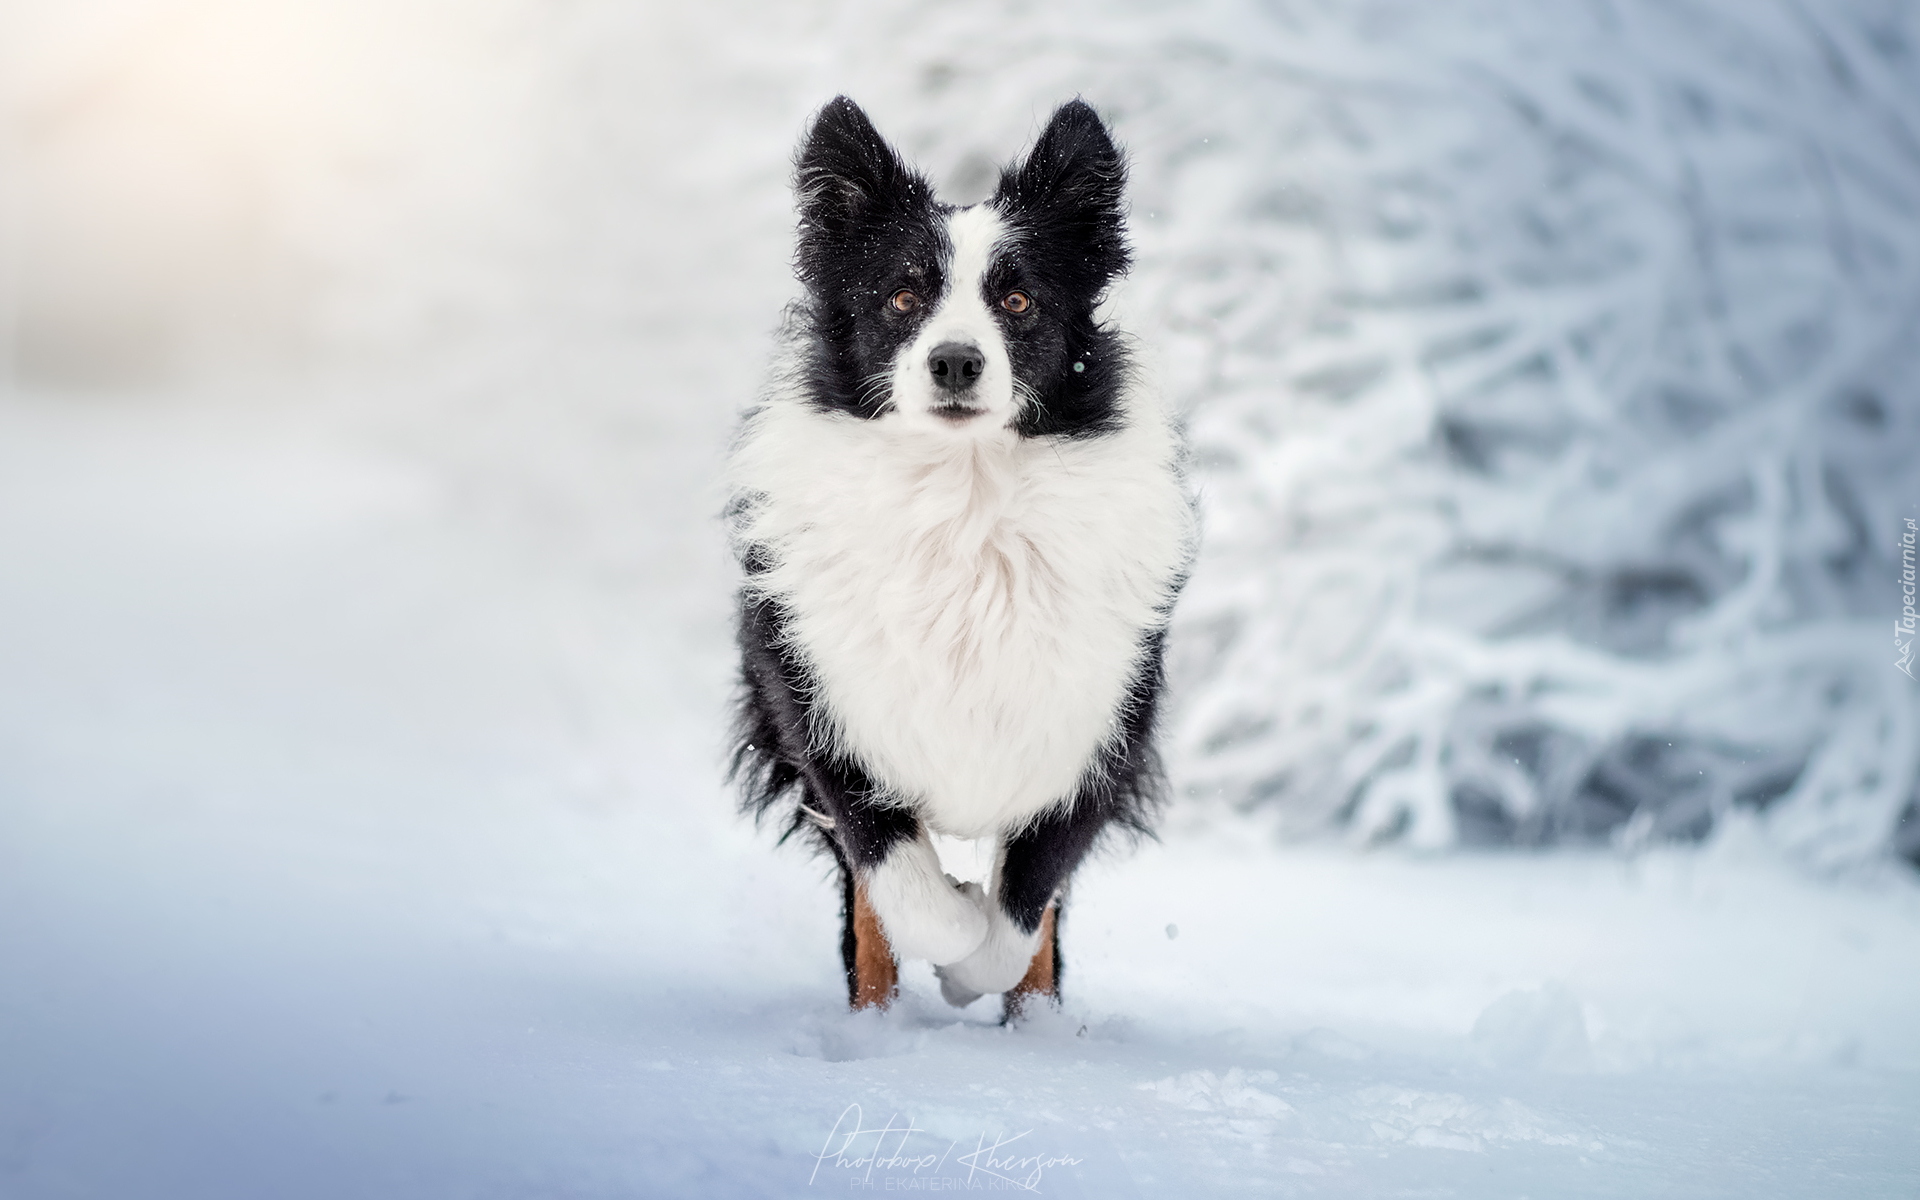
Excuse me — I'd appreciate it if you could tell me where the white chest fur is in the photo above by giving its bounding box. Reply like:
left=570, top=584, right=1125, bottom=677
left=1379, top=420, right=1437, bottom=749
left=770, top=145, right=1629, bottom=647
left=732, top=392, right=1190, bottom=838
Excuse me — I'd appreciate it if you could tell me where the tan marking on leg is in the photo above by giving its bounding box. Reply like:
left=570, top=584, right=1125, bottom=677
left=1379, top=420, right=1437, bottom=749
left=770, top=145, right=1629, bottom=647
left=851, top=881, right=898, bottom=1010
left=1001, top=904, right=1057, bottom=1023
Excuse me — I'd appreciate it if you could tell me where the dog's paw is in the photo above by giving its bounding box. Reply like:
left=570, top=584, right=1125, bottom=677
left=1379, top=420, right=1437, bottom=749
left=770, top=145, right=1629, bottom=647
left=933, top=962, right=986, bottom=1009
left=866, top=850, right=989, bottom=965
left=931, top=917, right=1041, bottom=1005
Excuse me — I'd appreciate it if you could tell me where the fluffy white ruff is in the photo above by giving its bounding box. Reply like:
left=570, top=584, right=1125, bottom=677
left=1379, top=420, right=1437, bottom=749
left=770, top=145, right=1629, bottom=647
left=933, top=850, right=1045, bottom=1006
left=863, top=833, right=989, bottom=965
left=731, top=341, right=1191, bottom=839
left=888, top=207, right=1017, bottom=432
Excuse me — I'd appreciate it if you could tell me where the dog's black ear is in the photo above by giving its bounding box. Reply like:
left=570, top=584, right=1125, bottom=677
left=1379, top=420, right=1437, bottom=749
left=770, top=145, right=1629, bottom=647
left=795, top=97, right=926, bottom=240
left=996, top=99, right=1131, bottom=287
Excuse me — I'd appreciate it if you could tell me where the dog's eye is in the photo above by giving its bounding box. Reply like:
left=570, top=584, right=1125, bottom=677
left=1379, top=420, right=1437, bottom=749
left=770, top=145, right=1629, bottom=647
left=1000, top=291, right=1032, bottom=314
left=890, top=290, right=920, bottom=313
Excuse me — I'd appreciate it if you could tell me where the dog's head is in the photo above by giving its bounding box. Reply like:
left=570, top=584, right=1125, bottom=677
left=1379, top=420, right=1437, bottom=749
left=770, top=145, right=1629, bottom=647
left=792, top=96, right=1131, bottom=438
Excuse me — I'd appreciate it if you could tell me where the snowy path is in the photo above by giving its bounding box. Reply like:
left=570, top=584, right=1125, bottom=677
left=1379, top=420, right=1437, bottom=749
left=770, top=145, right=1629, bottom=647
left=1, top=392, right=1916, bottom=1198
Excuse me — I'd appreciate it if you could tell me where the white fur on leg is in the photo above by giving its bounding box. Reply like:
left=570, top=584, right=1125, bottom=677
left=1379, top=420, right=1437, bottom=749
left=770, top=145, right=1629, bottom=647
left=864, top=834, right=989, bottom=965
left=933, top=845, right=1046, bottom=1006
left=934, top=901, right=1043, bottom=1008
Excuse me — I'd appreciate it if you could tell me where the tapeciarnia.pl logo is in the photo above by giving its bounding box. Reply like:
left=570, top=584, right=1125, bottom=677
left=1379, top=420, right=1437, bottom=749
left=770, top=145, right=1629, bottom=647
left=1898, top=516, right=1916, bottom=680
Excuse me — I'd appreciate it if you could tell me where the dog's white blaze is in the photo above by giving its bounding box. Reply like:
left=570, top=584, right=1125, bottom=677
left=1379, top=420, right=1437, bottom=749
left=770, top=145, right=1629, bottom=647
left=888, top=206, right=1016, bottom=431
left=732, top=343, right=1192, bottom=840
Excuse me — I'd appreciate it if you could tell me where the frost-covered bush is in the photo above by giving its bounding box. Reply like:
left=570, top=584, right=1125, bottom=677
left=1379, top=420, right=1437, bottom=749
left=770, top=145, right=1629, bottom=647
left=805, top=0, right=1920, bottom=865
left=1160, top=1, right=1920, bottom=866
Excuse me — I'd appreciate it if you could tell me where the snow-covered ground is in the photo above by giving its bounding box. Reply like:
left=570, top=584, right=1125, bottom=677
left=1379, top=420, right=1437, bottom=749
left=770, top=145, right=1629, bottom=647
left=2, top=371, right=1917, bottom=1198
left=3, top=1, right=1919, bottom=1196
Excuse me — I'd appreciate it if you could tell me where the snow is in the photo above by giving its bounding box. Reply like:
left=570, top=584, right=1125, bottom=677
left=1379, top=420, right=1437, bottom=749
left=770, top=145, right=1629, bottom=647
left=4, top=362, right=1918, bottom=1200
left=3, top=0, right=1920, bottom=1196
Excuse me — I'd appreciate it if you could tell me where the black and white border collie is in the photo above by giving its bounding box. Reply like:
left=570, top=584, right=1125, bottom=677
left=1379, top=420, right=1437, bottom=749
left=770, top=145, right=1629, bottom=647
left=729, top=96, right=1192, bottom=1019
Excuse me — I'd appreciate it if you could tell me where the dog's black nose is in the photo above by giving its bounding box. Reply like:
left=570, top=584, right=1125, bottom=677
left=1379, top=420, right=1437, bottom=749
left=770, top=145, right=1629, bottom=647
left=927, top=342, right=985, bottom=391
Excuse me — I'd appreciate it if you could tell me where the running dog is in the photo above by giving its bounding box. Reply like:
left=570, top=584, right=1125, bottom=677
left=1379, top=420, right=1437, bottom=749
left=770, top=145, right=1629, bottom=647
left=729, top=96, right=1191, bottom=1019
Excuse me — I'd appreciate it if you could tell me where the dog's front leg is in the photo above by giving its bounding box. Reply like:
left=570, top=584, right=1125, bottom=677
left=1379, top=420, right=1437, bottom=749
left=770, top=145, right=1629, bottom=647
left=934, top=799, right=1106, bottom=1011
left=860, top=825, right=991, bottom=966
left=808, top=760, right=990, bottom=971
